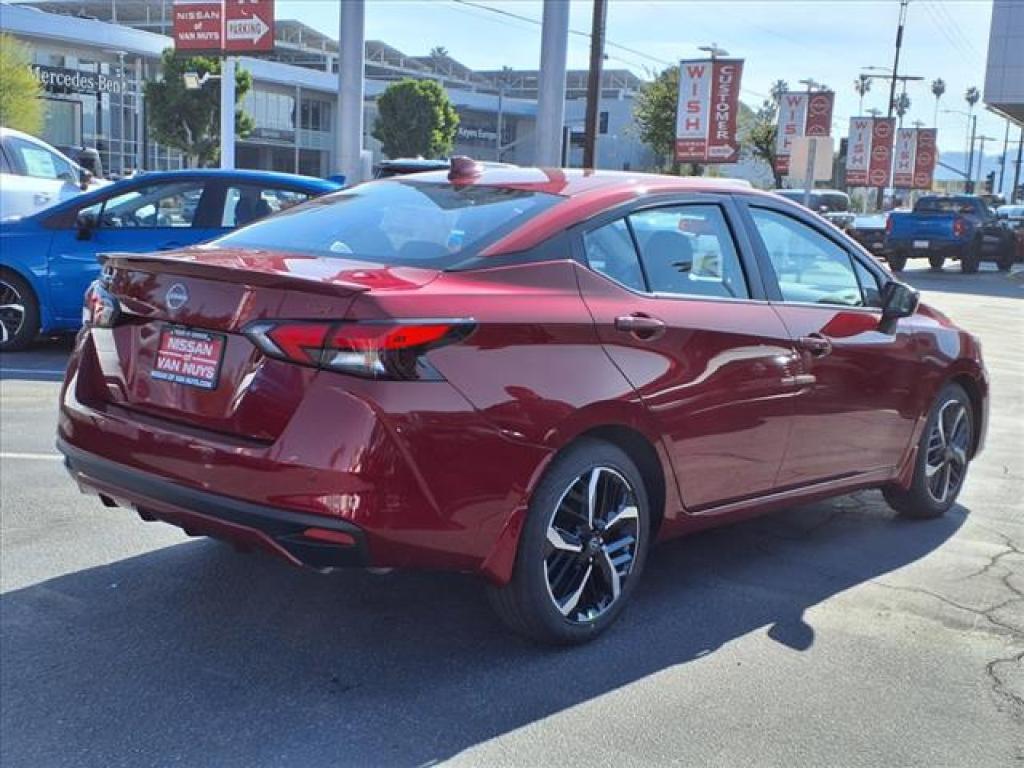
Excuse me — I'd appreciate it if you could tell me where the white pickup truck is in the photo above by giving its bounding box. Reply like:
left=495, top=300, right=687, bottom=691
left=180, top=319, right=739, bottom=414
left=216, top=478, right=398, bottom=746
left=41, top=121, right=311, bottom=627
left=0, top=127, right=92, bottom=220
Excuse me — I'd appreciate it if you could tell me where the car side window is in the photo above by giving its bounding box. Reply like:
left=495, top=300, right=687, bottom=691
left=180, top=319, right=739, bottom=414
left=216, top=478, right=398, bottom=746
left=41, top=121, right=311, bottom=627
left=628, top=205, right=749, bottom=299
left=221, top=185, right=310, bottom=228
left=583, top=219, right=646, bottom=292
left=852, top=258, right=883, bottom=308
left=6, top=136, right=76, bottom=182
left=750, top=207, right=865, bottom=307
left=97, top=182, right=206, bottom=228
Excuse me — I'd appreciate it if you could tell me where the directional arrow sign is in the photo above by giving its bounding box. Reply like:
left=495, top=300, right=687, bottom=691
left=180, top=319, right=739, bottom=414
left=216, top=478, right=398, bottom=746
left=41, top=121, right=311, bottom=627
left=223, top=0, right=274, bottom=53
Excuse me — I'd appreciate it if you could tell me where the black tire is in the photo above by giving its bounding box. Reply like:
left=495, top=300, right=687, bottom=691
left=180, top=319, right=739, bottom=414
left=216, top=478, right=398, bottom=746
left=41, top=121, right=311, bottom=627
left=883, top=382, right=973, bottom=519
left=996, top=238, right=1014, bottom=272
left=487, top=438, right=651, bottom=645
left=960, top=240, right=980, bottom=274
left=0, top=269, right=40, bottom=353
left=928, top=253, right=945, bottom=271
left=887, top=250, right=908, bottom=273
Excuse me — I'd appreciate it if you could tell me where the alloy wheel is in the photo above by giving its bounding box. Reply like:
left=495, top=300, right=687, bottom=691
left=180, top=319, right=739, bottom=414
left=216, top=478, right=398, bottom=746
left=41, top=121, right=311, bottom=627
left=0, top=279, right=26, bottom=345
left=924, top=399, right=970, bottom=504
left=543, top=466, right=641, bottom=624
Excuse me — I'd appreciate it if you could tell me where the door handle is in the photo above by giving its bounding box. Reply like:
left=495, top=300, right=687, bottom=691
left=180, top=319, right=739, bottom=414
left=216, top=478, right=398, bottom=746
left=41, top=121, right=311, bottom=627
left=157, top=242, right=182, bottom=251
left=797, top=333, right=832, bottom=357
left=615, top=313, right=666, bottom=340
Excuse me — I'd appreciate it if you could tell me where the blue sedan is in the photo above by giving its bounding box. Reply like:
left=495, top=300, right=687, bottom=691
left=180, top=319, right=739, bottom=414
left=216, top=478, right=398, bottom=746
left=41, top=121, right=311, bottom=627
left=0, top=169, right=341, bottom=350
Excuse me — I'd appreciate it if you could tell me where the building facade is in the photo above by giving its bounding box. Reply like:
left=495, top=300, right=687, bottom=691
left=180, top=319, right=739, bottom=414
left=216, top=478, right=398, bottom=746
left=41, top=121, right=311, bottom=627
left=2, top=1, right=672, bottom=178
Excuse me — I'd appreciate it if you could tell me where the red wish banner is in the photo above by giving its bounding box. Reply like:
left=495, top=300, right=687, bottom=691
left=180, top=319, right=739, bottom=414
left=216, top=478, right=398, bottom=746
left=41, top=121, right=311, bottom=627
left=675, top=59, right=744, bottom=164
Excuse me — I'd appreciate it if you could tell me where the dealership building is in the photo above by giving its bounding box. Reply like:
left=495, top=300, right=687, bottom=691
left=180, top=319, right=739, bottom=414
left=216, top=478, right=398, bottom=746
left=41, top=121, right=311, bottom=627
left=0, top=0, right=658, bottom=177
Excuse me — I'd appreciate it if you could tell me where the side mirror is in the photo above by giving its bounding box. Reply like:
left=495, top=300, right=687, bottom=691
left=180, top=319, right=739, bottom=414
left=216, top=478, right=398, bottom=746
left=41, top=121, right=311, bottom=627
left=79, top=169, right=93, bottom=191
left=76, top=211, right=96, bottom=241
left=880, top=280, right=919, bottom=330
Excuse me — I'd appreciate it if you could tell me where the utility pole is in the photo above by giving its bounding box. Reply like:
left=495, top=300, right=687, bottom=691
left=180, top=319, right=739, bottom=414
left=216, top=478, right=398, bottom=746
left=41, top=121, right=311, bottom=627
left=1014, top=126, right=1023, bottom=203
left=999, top=118, right=1010, bottom=196
left=877, top=0, right=910, bottom=209
left=966, top=114, right=977, bottom=192
left=582, top=0, right=607, bottom=169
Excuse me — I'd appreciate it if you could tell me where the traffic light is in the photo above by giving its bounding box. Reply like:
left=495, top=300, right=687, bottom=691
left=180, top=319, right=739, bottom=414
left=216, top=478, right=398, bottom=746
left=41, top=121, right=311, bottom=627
left=984, top=171, right=996, bottom=194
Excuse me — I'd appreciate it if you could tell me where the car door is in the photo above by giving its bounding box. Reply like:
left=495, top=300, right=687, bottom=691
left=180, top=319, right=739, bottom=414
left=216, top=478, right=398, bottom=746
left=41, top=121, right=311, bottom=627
left=0, top=135, right=80, bottom=218
left=47, top=178, right=220, bottom=322
left=576, top=196, right=802, bottom=511
left=739, top=198, right=921, bottom=487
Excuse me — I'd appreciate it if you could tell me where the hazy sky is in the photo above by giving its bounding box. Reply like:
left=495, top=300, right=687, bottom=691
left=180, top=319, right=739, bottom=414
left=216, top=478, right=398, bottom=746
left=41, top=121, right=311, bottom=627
left=280, top=0, right=1012, bottom=168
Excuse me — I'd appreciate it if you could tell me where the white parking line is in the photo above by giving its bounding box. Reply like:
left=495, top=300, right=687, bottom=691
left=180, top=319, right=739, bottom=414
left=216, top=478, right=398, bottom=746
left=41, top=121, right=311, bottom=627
left=0, top=369, right=65, bottom=376
left=0, top=452, right=63, bottom=461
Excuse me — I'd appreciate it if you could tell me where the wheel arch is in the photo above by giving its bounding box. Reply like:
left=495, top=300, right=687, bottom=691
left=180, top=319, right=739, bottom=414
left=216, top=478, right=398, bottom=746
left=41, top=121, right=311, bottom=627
left=948, top=372, right=985, bottom=459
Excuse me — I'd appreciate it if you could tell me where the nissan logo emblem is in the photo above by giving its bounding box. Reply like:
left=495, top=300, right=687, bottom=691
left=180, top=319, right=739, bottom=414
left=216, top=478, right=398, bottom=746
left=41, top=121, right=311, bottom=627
left=165, top=283, right=189, bottom=311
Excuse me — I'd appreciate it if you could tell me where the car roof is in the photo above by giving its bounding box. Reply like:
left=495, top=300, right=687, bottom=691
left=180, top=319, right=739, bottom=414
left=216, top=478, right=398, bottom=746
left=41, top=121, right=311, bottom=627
left=377, top=166, right=770, bottom=256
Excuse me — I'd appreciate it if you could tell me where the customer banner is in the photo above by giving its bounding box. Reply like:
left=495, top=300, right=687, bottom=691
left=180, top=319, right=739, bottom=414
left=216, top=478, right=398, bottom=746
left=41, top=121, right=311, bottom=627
left=894, top=128, right=938, bottom=189
left=675, top=59, right=744, bottom=163
left=775, top=91, right=834, bottom=174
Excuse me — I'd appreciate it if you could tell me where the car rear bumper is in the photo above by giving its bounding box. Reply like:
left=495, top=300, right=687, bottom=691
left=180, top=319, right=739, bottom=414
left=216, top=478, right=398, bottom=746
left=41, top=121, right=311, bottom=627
left=59, top=439, right=370, bottom=569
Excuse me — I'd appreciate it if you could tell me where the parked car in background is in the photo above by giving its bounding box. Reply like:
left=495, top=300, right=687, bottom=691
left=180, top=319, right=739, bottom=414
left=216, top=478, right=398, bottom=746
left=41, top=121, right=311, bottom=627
left=775, top=189, right=855, bottom=231
left=848, top=212, right=892, bottom=259
left=885, top=194, right=1016, bottom=273
left=58, top=162, right=987, bottom=644
left=997, top=204, right=1024, bottom=263
left=57, top=145, right=104, bottom=179
left=0, top=127, right=93, bottom=220
left=0, top=169, right=340, bottom=350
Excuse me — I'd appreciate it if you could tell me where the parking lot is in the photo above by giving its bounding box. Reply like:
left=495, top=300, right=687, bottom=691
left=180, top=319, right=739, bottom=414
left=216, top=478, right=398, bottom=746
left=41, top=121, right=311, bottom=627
left=1, top=264, right=1021, bottom=767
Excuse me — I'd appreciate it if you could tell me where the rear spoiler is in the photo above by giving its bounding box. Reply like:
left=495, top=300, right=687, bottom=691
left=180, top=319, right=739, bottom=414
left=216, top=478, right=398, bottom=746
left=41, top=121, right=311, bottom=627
left=99, top=251, right=374, bottom=297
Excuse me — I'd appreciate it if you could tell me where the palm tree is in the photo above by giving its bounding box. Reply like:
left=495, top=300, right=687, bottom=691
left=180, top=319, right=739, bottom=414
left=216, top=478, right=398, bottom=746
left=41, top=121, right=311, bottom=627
left=770, top=79, right=789, bottom=105
left=930, top=78, right=946, bottom=126
left=893, top=92, right=912, bottom=127
left=965, top=86, right=980, bottom=113
left=854, top=74, right=872, bottom=115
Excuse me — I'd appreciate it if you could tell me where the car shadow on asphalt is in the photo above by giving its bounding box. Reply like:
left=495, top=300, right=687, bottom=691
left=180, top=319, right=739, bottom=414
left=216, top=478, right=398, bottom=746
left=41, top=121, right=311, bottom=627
left=897, top=265, right=1023, bottom=300
left=0, top=336, right=74, bottom=382
left=0, top=492, right=966, bottom=767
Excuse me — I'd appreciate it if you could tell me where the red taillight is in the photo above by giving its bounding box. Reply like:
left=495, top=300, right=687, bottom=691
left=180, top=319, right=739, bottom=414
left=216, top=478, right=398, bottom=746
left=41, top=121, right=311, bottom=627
left=885, top=216, right=894, bottom=235
left=952, top=217, right=968, bottom=238
left=245, top=319, right=473, bottom=380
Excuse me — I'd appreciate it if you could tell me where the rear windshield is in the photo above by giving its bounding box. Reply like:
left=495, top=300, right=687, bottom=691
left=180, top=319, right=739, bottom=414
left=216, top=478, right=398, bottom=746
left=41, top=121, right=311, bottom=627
left=915, top=197, right=975, bottom=214
left=212, top=180, right=561, bottom=267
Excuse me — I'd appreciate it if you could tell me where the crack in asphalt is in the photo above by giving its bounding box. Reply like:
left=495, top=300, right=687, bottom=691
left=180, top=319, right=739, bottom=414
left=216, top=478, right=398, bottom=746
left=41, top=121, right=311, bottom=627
left=875, top=527, right=1024, bottom=724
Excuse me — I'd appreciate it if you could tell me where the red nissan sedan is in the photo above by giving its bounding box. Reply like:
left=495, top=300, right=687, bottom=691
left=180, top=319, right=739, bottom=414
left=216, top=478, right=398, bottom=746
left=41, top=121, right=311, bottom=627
left=58, top=161, right=988, bottom=644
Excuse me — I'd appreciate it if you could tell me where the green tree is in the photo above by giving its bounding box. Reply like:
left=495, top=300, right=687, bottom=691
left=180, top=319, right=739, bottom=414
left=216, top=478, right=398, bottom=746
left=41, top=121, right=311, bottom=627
left=633, top=65, right=679, bottom=171
left=372, top=78, right=459, bottom=159
left=743, top=98, right=784, bottom=188
left=0, top=33, right=43, bottom=135
left=144, top=49, right=254, bottom=167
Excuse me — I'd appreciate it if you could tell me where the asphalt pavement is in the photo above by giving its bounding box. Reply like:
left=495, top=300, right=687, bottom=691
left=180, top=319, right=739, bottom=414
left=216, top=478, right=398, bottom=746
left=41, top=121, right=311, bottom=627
left=1, top=264, right=1022, bottom=767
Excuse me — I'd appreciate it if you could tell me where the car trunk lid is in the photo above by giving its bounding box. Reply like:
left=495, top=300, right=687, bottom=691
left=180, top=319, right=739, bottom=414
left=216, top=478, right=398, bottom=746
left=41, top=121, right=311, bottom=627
left=87, top=247, right=439, bottom=440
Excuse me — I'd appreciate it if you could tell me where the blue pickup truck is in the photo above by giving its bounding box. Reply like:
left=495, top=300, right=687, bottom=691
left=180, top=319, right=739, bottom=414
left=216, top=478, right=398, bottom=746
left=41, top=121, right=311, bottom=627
left=884, top=195, right=1016, bottom=273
